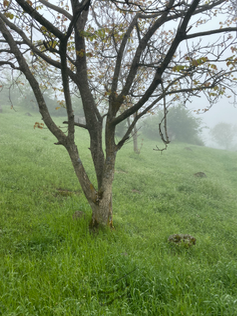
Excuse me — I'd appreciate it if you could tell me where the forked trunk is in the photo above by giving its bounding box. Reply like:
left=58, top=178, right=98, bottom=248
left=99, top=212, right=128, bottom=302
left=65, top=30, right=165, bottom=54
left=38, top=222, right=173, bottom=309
left=66, top=142, right=115, bottom=227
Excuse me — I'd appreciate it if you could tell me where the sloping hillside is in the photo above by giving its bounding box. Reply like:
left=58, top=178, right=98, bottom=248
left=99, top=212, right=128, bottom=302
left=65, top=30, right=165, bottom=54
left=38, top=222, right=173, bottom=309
left=1, top=107, right=237, bottom=315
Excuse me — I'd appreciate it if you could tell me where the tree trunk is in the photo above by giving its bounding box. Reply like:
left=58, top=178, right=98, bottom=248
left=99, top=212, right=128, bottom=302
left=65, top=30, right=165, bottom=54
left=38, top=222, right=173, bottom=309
left=89, top=186, right=113, bottom=227
left=133, top=124, right=139, bottom=153
left=66, top=141, right=115, bottom=227
left=88, top=156, right=115, bottom=227
left=127, top=116, right=140, bottom=153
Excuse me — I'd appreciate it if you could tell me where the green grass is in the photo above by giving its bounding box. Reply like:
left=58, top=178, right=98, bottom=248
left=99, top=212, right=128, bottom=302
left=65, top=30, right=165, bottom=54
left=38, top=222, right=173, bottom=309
left=1, top=106, right=237, bottom=315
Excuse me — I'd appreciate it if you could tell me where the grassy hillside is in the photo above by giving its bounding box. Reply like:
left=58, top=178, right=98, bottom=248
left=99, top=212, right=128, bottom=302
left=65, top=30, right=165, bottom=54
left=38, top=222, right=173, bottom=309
left=1, top=106, right=237, bottom=315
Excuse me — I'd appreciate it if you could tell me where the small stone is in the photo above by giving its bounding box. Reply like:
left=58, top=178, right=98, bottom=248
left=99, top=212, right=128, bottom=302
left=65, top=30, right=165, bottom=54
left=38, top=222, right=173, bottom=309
left=72, top=211, right=86, bottom=220
left=194, top=172, right=207, bottom=178
left=131, top=189, right=141, bottom=194
left=168, top=234, right=196, bottom=247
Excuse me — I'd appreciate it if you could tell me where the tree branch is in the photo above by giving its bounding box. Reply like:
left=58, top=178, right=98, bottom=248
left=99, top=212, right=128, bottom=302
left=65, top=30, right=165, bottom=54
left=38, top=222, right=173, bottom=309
left=113, top=0, right=201, bottom=125
left=110, top=14, right=139, bottom=98
left=59, top=0, right=91, bottom=143
left=63, top=120, right=88, bottom=130
left=16, top=0, right=65, bottom=40
left=185, top=27, right=237, bottom=40
left=38, top=0, right=72, bottom=20
left=113, top=0, right=176, bottom=113
left=0, top=15, right=67, bottom=144
left=0, top=13, right=78, bottom=83
left=0, top=61, right=21, bottom=70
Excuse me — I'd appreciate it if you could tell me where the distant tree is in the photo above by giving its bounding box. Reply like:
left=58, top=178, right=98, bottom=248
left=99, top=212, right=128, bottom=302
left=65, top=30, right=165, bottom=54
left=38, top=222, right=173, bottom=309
left=210, top=122, right=237, bottom=150
left=142, top=105, right=204, bottom=145
left=1, top=71, right=67, bottom=115
left=0, top=0, right=237, bottom=228
left=127, top=115, right=142, bottom=154
left=22, top=91, right=68, bottom=116
left=0, top=74, right=22, bottom=107
left=1, top=69, right=85, bottom=116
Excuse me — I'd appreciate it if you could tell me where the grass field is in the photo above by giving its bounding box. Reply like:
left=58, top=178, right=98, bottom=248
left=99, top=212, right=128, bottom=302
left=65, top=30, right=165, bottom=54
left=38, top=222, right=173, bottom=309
left=1, top=106, right=237, bottom=315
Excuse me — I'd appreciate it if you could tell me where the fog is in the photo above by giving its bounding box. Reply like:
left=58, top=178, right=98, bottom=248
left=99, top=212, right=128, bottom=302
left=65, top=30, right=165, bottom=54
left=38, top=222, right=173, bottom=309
left=1, top=6, right=236, bottom=151
left=180, top=11, right=237, bottom=149
left=189, top=96, right=237, bottom=149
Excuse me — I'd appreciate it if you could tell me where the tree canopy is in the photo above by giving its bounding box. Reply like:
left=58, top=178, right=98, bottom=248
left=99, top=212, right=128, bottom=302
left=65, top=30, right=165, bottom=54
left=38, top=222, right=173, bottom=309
left=0, top=0, right=237, bottom=227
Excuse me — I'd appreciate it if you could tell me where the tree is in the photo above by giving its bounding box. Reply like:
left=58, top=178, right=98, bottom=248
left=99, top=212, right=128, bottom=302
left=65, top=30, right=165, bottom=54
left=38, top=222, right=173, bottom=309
left=0, top=71, right=23, bottom=108
left=0, top=0, right=237, bottom=227
left=0, top=69, right=68, bottom=115
left=142, top=105, right=204, bottom=145
left=161, top=105, right=204, bottom=145
left=210, top=122, right=237, bottom=150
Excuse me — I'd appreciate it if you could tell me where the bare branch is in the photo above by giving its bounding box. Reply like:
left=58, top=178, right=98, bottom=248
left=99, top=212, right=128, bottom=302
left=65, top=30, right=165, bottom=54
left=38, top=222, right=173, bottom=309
left=185, top=27, right=237, bottom=40
left=62, top=120, right=88, bottom=129
left=16, top=0, right=65, bottom=40
left=110, top=13, right=139, bottom=97
left=38, top=0, right=72, bottom=20
left=114, top=0, right=176, bottom=112
left=0, top=61, right=21, bottom=70
left=0, top=16, right=67, bottom=144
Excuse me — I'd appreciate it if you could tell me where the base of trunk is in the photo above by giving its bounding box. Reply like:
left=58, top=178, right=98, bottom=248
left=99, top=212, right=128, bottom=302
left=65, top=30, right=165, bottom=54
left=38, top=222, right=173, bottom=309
left=89, top=217, right=114, bottom=232
left=89, top=196, right=113, bottom=229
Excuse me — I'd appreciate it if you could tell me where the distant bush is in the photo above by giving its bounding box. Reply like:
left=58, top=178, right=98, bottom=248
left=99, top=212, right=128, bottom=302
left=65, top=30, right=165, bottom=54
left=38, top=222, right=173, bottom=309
left=142, top=105, right=204, bottom=145
left=210, top=122, right=237, bottom=150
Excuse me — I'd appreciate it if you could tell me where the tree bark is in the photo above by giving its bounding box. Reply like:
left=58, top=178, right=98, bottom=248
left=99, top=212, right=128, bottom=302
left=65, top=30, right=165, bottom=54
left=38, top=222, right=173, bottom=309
left=90, top=185, right=113, bottom=228
left=133, top=124, right=139, bottom=153
left=66, top=139, right=115, bottom=227
left=127, top=116, right=139, bottom=153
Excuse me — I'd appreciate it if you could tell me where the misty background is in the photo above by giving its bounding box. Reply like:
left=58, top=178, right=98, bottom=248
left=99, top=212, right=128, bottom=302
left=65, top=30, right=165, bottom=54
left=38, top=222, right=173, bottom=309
left=1, top=82, right=236, bottom=151
left=1, top=12, right=236, bottom=152
left=190, top=97, right=237, bottom=150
